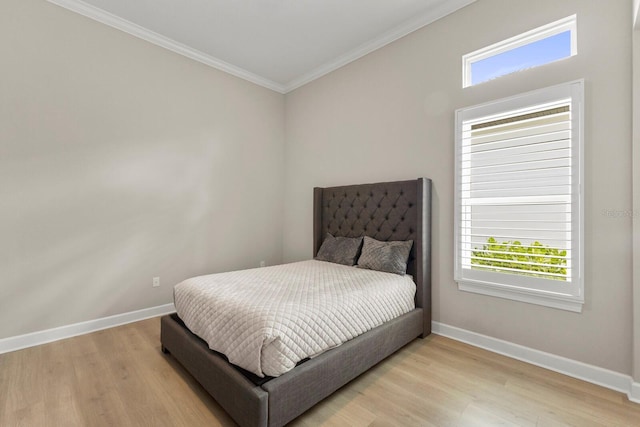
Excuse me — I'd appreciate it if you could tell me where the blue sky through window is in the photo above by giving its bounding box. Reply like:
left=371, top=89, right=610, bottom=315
left=471, top=31, right=572, bottom=85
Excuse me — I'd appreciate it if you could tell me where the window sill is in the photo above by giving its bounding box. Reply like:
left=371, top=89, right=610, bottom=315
left=458, top=280, right=584, bottom=313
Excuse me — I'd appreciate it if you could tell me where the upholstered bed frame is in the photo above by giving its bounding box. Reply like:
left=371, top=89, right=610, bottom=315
left=160, top=178, right=432, bottom=427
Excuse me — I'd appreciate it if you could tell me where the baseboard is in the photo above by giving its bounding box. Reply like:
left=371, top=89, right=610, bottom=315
left=2, top=308, right=639, bottom=403
left=0, top=303, right=176, bottom=355
left=432, top=321, right=638, bottom=402
left=630, top=381, right=640, bottom=403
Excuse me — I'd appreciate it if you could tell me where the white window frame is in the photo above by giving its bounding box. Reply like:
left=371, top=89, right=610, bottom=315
left=463, top=15, right=577, bottom=88
left=454, top=80, right=584, bottom=312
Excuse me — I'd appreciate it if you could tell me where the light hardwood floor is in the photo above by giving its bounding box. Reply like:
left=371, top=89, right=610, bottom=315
left=1, top=317, right=639, bottom=426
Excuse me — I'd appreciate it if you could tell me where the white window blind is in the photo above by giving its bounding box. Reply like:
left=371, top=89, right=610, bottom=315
left=454, top=81, right=584, bottom=312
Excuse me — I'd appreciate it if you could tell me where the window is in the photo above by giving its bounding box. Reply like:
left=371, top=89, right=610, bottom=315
left=454, top=81, right=584, bottom=312
left=463, top=15, right=577, bottom=87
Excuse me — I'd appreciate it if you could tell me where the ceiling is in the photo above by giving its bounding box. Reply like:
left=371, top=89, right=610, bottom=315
left=48, top=0, right=475, bottom=93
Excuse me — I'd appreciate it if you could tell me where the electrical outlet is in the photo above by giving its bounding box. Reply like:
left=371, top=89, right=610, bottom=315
left=152, top=277, right=160, bottom=288
left=259, top=260, right=266, bottom=268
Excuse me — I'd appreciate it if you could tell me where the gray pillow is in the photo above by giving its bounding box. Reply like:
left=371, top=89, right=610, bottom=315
left=357, top=236, right=413, bottom=275
left=315, top=234, right=363, bottom=266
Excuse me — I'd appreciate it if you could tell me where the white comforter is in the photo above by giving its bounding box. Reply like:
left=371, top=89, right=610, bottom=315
left=173, top=260, right=416, bottom=377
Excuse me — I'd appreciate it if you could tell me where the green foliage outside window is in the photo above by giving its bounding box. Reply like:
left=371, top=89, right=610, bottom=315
left=471, top=237, right=567, bottom=281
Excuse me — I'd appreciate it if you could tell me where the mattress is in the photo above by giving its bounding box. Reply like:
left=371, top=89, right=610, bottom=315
left=173, top=260, right=416, bottom=377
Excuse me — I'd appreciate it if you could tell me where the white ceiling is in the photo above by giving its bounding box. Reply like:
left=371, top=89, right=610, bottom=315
left=48, top=0, right=475, bottom=93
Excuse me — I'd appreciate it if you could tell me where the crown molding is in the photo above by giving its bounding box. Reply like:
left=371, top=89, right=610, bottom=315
left=46, top=0, right=287, bottom=93
left=47, top=0, right=475, bottom=94
left=283, top=0, right=477, bottom=92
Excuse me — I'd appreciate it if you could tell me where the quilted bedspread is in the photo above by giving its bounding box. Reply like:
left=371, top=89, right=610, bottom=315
left=173, top=260, right=416, bottom=377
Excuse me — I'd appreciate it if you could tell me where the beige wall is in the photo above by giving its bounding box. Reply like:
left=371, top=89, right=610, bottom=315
left=0, top=0, right=285, bottom=339
left=2, top=0, right=635, bottom=378
left=284, top=0, right=633, bottom=374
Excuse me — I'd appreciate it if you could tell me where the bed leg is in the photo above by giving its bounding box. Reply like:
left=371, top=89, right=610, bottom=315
left=161, top=345, right=170, bottom=355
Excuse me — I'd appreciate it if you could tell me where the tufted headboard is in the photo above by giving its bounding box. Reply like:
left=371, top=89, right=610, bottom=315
left=313, top=178, right=432, bottom=336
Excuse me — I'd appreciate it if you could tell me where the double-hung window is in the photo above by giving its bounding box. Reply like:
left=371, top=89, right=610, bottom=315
left=454, top=81, right=584, bottom=312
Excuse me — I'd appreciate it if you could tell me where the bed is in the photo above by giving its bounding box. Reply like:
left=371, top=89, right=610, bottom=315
left=160, top=177, right=432, bottom=426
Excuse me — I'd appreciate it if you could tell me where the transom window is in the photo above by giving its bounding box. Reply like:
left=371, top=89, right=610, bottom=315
left=463, top=15, right=577, bottom=87
left=454, top=81, right=584, bottom=312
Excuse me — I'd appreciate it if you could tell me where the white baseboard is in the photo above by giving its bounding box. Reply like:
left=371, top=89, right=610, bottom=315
left=432, top=321, right=638, bottom=403
left=0, top=303, right=176, bottom=355
left=2, top=308, right=639, bottom=404
left=630, top=381, right=640, bottom=403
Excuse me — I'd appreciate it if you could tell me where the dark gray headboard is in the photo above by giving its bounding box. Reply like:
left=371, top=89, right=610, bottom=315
left=313, top=178, right=432, bottom=336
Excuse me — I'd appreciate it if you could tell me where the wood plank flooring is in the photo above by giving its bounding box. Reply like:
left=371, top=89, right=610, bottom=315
left=1, top=317, right=639, bottom=426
